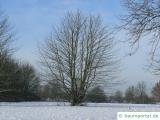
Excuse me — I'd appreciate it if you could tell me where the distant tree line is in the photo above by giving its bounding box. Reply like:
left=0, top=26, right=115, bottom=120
left=39, top=83, right=108, bottom=103
left=39, top=80, right=160, bottom=104
left=107, top=81, right=160, bottom=104
left=124, top=82, right=153, bottom=104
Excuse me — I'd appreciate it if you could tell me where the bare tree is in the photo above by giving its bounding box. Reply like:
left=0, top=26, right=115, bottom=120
left=0, top=10, right=14, bottom=55
left=121, top=0, right=160, bottom=63
left=135, top=81, right=146, bottom=96
left=125, top=82, right=154, bottom=104
left=39, top=11, right=118, bottom=105
left=114, top=90, right=123, bottom=103
left=125, top=86, right=136, bottom=103
left=134, top=81, right=149, bottom=103
left=152, top=81, right=160, bottom=102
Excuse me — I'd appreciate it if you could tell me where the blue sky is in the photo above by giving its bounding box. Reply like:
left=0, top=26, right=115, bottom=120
left=0, top=0, right=159, bottom=94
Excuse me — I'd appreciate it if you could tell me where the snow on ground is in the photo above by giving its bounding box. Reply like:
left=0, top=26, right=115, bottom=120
left=0, top=102, right=160, bottom=120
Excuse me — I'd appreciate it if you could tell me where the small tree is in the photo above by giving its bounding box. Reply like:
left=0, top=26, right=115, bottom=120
left=0, top=10, right=14, bottom=55
left=134, top=81, right=149, bottom=104
left=85, top=86, right=107, bottom=103
left=152, top=81, right=160, bottom=102
left=114, top=90, right=123, bottom=103
left=39, top=11, right=118, bottom=105
left=125, top=86, right=136, bottom=103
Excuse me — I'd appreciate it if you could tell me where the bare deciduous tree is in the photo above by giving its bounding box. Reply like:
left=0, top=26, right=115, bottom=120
left=121, top=0, right=160, bottom=61
left=152, top=81, right=160, bottom=102
left=135, top=81, right=146, bottom=96
left=135, top=81, right=148, bottom=103
left=0, top=11, right=14, bottom=55
left=39, top=11, right=118, bottom=105
left=114, top=90, right=123, bottom=103
left=125, top=86, right=136, bottom=103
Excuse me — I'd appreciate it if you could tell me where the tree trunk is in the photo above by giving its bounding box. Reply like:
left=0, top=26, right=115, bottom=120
left=71, top=93, right=85, bottom=106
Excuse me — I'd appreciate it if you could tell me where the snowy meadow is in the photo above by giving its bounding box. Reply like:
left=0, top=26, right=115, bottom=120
left=0, top=102, right=160, bottom=120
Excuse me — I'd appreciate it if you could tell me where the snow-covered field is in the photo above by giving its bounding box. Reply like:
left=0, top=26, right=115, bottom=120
left=0, top=102, right=160, bottom=120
